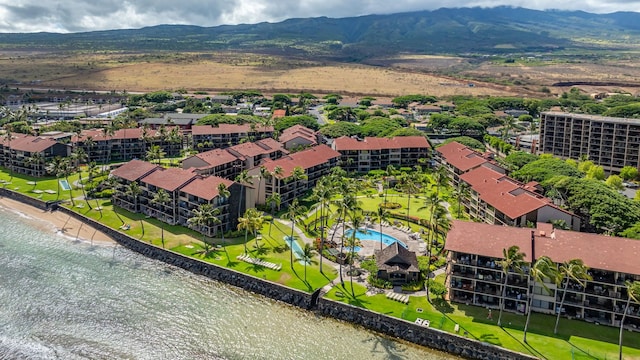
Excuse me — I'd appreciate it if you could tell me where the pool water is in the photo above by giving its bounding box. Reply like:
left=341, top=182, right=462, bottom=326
left=284, top=236, right=310, bottom=264
left=59, top=179, right=72, bottom=191
left=344, top=229, right=408, bottom=252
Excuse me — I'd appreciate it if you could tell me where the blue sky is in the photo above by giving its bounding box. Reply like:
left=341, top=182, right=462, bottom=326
left=0, top=0, right=639, bottom=33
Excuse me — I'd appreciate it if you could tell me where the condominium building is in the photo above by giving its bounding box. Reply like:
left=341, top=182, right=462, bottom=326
left=191, top=124, right=274, bottom=151
left=0, top=133, right=71, bottom=177
left=446, top=220, right=640, bottom=330
left=332, top=136, right=431, bottom=173
left=539, top=112, right=640, bottom=172
left=72, top=127, right=182, bottom=164
left=435, top=141, right=504, bottom=186
left=249, top=145, right=341, bottom=208
left=111, top=160, right=243, bottom=236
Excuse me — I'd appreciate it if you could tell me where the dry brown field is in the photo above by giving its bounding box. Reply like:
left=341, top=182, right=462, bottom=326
left=0, top=51, right=515, bottom=97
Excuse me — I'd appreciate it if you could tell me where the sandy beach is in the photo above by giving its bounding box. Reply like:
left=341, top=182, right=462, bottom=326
left=0, top=197, right=115, bottom=245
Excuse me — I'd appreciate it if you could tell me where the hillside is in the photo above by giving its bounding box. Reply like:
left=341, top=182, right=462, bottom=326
left=1, top=7, right=640, bottom=59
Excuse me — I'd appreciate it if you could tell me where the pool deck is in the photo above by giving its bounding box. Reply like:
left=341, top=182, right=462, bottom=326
left=329, top=222, right=427, bottom=258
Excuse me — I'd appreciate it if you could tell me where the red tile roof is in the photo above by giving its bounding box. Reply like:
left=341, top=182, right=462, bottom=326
left=228, top=139, right=284, bottom=158
left=194, top=148, right=242, bottom=168
left=272, top=109, right=287, bottom=119
left=333, top=136, right=430, bottom=151
left=141, top=167, right=199, bottom=192
left=111, top=160, right=162, bottom=182
left=259, top=144, right=340, bottom=177
left=459, top=165, right=565, bottom=220
left=446, top=220, right=640, bottom=275
left=279, top=125, right=317, bottom=145
left=436, top=141, right=488, bottom=172
left=191, top=124, right=274, bottom=136
left=9, top=135, right=60, bottom=153
left=180, top=176, right=234, bottom=200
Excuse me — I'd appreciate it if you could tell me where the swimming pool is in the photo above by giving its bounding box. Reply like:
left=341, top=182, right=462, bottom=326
left=284, top=236, right=310, bottom=264
left=344, top=229, right=408, bottom=252
left=59, top=179, right=72, bottom=191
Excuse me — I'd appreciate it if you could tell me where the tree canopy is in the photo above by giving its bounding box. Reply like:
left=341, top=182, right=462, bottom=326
left=274, top=115, right=320, bottom=132
left=439, top=136, right=485, bottom=151
left=512, top=157, right=583, bottom=183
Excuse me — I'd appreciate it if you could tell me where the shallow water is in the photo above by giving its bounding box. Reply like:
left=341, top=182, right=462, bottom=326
left=0, top=206, right=459, bottom=360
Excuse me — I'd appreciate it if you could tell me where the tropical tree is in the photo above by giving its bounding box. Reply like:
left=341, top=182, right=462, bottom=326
left=619, top=281, right=640, bottom=360
left=300, top=243, right=316, bottom=282
left=333, top=187, right=361, bottom=285
left=46, top=156, right=70, bottom=201
left=401, top=173, right=419, bottom=227
left=84, top=136, right=95, bottom=164
left=234, top=170, right=253, bottom=222
left=346, top=213, right=365, bottom=297
left=284, top=198, right=307, bottom=268
left=217, top=183, right=231, bottom=259
left=70, top=147, right=88, bottom=205
left=266, top=192, right=281, bottom=235
left=146, top=145, right=166, bottom=165
left=315, top=178, right=333, bottom=273
left=237, top=210, right=253, bottom=255
left=4, top=129, right=12, bottom=181
left=452, top=182, right=470, bottom=218
left=523, top=256, right=557, bottom=343
left=126, top=181, right=142, bottom=233
left=188, top=203, right=218, bottom=243
left=25, top=152, right=44, bottom=181
left=290, top=166, right=308, bottom=198
left=258, top=166, right=270, bottom=204
left=374, top=206, right=390, bottom=251
left=384, top=164, right=396, bottom=205
left=151, top=189, right=171, bottom=248
left=497, top=246, right=526, bottom=327
left=554, top=259, right=592, bottom=334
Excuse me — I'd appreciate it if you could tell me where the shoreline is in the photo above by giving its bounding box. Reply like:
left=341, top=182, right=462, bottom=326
left=0, top=197, right=115, bottom=245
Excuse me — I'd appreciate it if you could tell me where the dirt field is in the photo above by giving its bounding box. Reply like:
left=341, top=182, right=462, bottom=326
left=2, top=50, right=639, bottom=97
left=0, top=51, right=514, bottom=97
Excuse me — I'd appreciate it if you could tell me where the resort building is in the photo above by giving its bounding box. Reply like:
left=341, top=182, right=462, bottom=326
left=446, top=220, right=640, bottom=330
left=434, top=141, right=504, bottom=186
left=375, top=242, right=420, bottom=285
left=182, top=138, right=287, bottom=178
left=539, top=112, right=640, bottom=173
left=278, top=125, right=318, bottom=150
left=249, top=144, right=341, bottom=208
left=111, top=160, right=244, bottom=235
left=459, top=165, right=580, bottom=230
left=138, top=113, right=209, bottom=131
left=0, top=133, right=71, bottom=177
left=331, top=136, right=431, bottom=173
left=191, top=124, right=274, bottom=152
left=72, top=127, right=182, bottom=164
left=436, top=141, right=579, bottom=230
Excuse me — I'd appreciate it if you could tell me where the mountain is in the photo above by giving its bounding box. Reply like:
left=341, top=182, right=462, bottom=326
left=1, top=7, right=640, bottom=59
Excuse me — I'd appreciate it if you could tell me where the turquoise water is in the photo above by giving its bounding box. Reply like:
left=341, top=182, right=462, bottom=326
left=0, top=205, right=458, bottom=359
left=59, top=179, right=72, bottom=191
left=345, top=229, right=408, bottom=252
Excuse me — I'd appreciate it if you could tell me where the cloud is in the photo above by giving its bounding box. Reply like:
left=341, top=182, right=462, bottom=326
left=0, top=0, right=639, bottom=33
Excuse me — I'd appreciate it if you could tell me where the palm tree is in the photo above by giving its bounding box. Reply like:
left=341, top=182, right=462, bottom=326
left=188, top=203, right=218, bottom=243
left=258, top=166, right=270, bottom=204
left=126, top=181, right=142, bottom=233
left=237, top=208, right=259, bottom=255
left=146, top=145, right=165, bottom=165
left=151, top=189, right=171, bottom=248
left=266, top=192, right=281, bottom=236
left=523, top=256, right=557, bottom=343
left=4, top=129, right=12, bottom=181
left=402, top=174, right=419, bottom=227
left=619, top=280, right=640, bottom=360
left=316, top=178, right=333, bottom=273
left=334, top=189, right=361, bottom=285
left=432, top=165, right=449, bottom=199
left=284, top=198, right=307, bottom=268
left=554, top=259, right=592, bottom=334
left=84, top=136, right=95, bottom=164
left=497, top=245, right=526, bottom=327
left=452, top=182, right=470, bottom=218
left=46, top=156, right=71, bottom=201
left=25, top=152, right=44, bottom=179
left=300, top=244, right=316, bottom=282
left=374, top=206, right=390, bottom=251
left=102, top=125, right=115, bottom=164
left=234, top=170, right=253, bottom=224
left=290, top=166, right=307, bottom=198
left=384, top=164, right=395, bottom=205
left=217, top=183, right=231, bottom=259
left=346, top=213, right=365, bottom=297
left=70, top=148, right=88, bottom=205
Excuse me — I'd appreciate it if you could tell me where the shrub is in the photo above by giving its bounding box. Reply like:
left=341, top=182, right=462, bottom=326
left=368, top=274, right=392, bottom=289
left=360, top=258, right=378, bottom=273
left=428, top=279, right=448, bottom=299
left=402, top=280, right=425, bottom=292
left=94, top=189, right=113, bottom=198
left=379, top=202, right=402, bottom=209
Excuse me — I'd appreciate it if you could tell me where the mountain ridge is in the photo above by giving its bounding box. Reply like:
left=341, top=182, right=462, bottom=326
left=0, top=7, right=639, bottom=59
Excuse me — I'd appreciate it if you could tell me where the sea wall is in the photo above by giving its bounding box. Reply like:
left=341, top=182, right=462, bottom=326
left=53, top=205, right=317, bottom=310
left=34, top=197, right=535, bottom=360
left=316, top=298, right=537, bottom=360
left=0, top=187, right=50, bottom=210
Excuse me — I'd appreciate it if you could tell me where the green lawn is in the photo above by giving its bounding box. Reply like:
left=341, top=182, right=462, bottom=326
left=325, top=283, right=640, bottom=360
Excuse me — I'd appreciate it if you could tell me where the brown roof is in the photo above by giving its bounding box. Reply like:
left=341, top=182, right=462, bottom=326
left=111, top=160, right=161, bottom=182
left=141, top=167, right=199, bottom=192
left=9, top=135, right=60, bottom=153
left=194, top=148, right=242, bottom=168
left=279, top=125, right=318, bottom=145
left=72, top=127, right=168, bottom=142
left=376, top=242, right=420, bottom=273
left=272, top=109, right=286, bottom=119
left=191, top=124, right=274, bottom=136
left=259, top=144, right=340, bottom=178
left=446, top=220, right=640, bottom=275
left=436, top=141, right=489, bottom=172
left=180, top=176, right=234, bottom=200
left=228, top=139, right=284, bottom=158
left=332, top=136, right=430, bottom=151
left=460, top=165, right=559, bottom=219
